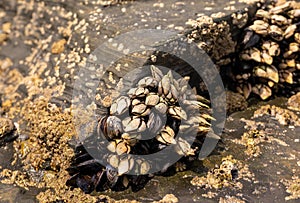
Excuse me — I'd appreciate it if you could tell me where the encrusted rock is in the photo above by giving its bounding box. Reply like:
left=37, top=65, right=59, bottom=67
left=253, top=104, right=300, bottom=126
left=154, top=194, right=179, bottom=203
left=0, top=117, right=14, bottom=138
left=226, top=91, right=248, bottom=114
left=287, top=92, right=300, bottom=111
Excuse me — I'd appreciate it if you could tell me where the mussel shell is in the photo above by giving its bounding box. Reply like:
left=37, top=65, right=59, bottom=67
left=106, top=165, right=119, bottom=187
left=241, top=28, right=260, bottom=49
left=129, top=175, right=152, bottom=192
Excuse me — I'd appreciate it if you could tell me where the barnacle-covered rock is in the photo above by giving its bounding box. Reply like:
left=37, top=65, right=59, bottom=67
left=0, top=117, right=18, bottom=146
left=240, top=130, right=266, bottom=157
left=282, top=176, right=300, bottom=201
left=153, top=194, right=179, bottom=203
left=287, top=92, right=300, bottom=111
left=231, top=0, right=300, bottom=100
left=67, top=65, right=213, bottom=193
left=226, top=91, right=248, bottom=114
left=186, top=15, right=236, bottom=64
left=0, top=117, right=15, bottom=138
left=190, top=155, right=249, bottom=189
left=253, top=104, right=300, bottom=126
